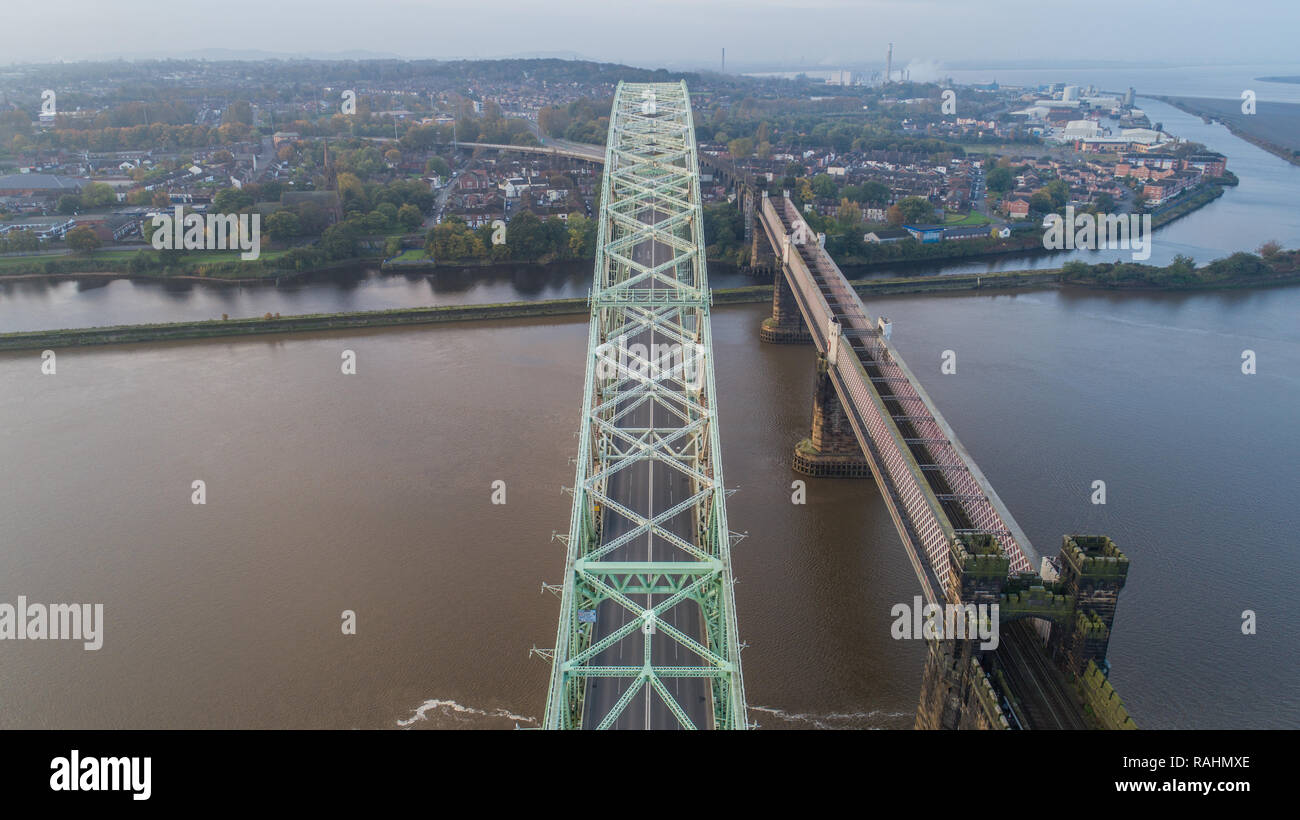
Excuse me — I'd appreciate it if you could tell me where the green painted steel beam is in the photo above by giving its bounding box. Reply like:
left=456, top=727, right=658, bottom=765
left=542, top=81, right=747, bottom=730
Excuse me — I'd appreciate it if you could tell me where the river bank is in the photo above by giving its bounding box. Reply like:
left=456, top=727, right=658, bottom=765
left=1156, top=95, right=1300, bottom=168
left=7, top=262, right=1299, bottom=352
left=0, top=270, right=1055, bottom=350
left=0, top=177, right=1230, bottom=288
left=0, top=252, right=378, bottom=284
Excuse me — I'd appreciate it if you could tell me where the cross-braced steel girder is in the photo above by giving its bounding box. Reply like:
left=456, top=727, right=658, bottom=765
left=543, top=81, right=747, bottom=730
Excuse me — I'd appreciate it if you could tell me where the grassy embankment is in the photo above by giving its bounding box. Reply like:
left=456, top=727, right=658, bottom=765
left=0, top=247, right=377, bottom=281
left=4, top=246, right=1295, bottom=352
left=0, top=269, right=1067, bottom=351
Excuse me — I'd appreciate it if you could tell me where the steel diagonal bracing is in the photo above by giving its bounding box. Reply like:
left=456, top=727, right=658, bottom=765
left=543, top=81, right=747, bottom=730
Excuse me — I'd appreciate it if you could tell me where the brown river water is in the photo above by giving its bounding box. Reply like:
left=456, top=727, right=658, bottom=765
left=3, top=288, right=1298, bottom=729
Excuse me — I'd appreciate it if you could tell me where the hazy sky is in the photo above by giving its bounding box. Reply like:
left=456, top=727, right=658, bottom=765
left=1, top=0, right=1295, bottom=70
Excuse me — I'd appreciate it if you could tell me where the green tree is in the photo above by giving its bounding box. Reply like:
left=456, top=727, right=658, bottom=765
left=213, top=187, right=254, bottom=213
left=81, top=182, right=117, bottom=208
left=257, top=181, right=284, bottom=202
left=2, top=229, right=39, bottom=252
left=1204, top=252, right=1271, bottom=279
left=425, top=156, right=450, bottom=178
left=1164, top=254, right=1198, bottom=284
left=320, top=223, right=359, bottom=260
left=811, top=174, right=838, bottom=199
left=894, top=196, right=936, bottom=224
left=223, top=100, right=253, bottom=126
left=566, top=213, right=598, bottom=258
left=264, top=211, right=301, bottom=239
left=426, top=216, right=486, bottom=261
left=1043, top=179, right=1070, bottom=209
left=376, top=201, right=399, bottom=227
left=836, top=198, right=863, bottom=231
left=985, top=166, right=1014, bottom=194
left=65, top=226, right=101, bottom=254
left=503, top=210, right=546, bottom=260
left=727, top=137, right=755, bottom=159
left=844, top=180, right=890, bottom=206
left=397, top=203, right=423, bottom=231
left=295, top=202, right=330, bottom=236
left=702, top=204, right=744, bottom=252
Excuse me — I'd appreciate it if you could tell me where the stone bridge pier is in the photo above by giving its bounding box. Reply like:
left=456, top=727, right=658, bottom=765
left=751, top=197, right=868, bottom=477
left=757, top=192, right=812, bottom=344
left=747, top=189, right=781, bottom=286
left=791, top=325, right=872, bottom=478
left=916, top=534, right=1013, bottom=730
left=792, top=353, right=873, bottom=477
left=759, top=270, right=814, bottom=344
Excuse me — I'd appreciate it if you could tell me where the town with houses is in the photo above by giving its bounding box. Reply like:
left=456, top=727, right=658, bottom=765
left=0, top=62, right=1231, bottom=268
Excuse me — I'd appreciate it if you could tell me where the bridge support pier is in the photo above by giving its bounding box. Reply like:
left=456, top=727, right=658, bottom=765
left=916, top=638, right=997, bottom=730
left=916, top=534, right=1014, bottom=730
left=792, top=353, right=872, bottom=477
left=760, top=271, right=813, bottom=343
left=1047, top=535, right=1130, bottom=676
left=747, top=192, right=782, bottom=286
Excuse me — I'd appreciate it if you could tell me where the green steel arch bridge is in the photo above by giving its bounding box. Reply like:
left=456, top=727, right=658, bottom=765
left=540, top=81, right=746, bottom=730
left=539, top=81, right=1135, bottom=731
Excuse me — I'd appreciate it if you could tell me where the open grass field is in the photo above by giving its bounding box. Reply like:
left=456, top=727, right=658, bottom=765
left=389, top=248, right=430, bottom=262
left=943, top=211, right=992, bottom=226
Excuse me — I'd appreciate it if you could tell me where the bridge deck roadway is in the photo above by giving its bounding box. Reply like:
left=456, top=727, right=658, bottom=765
left=544, top=81, right=741, bottom=731
left=580, top=204, right=712, bottom=731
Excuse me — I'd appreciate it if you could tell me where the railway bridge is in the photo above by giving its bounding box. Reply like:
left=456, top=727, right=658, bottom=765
left=751, top=189, right=1134, bottom=729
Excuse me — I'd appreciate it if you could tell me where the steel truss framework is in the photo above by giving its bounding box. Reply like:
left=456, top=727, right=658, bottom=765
left=758, top=194, right=1036, bottom=605
left=543, top=82, right=747, bottom=730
